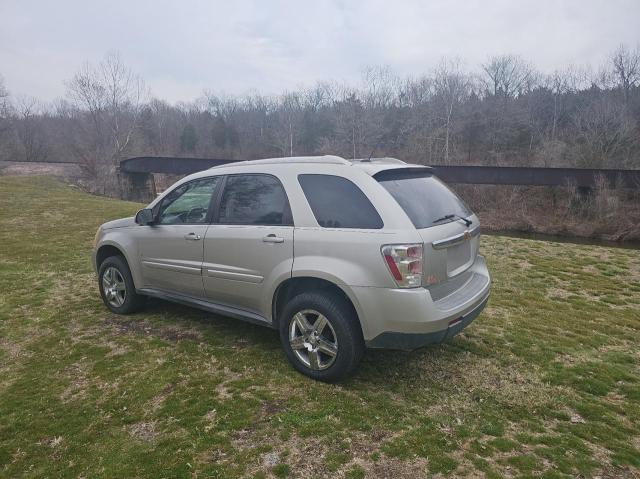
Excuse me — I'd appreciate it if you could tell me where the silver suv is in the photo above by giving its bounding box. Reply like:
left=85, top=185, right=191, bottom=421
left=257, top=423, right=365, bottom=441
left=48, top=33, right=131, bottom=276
left=93, top=156, right=490, bottom=381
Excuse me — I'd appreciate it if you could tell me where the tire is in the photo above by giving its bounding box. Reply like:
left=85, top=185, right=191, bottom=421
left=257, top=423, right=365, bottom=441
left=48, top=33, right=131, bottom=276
left=279, top=291, right=364, bottom=382
left=98, top=255, right=145, bottom=314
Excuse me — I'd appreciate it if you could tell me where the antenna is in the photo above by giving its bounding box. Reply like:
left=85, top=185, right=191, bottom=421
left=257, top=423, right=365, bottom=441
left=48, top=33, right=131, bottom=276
left=366, top=136, right=385, bottom=162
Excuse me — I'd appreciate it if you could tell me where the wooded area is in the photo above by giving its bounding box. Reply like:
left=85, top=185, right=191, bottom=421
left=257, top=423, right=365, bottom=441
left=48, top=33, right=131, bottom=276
left=1, top=46, right=639, bottom=239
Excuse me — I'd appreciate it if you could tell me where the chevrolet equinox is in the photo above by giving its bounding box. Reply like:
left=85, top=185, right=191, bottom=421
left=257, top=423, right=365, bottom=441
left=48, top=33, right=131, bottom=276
left=92, top=156, right=491, bottom=381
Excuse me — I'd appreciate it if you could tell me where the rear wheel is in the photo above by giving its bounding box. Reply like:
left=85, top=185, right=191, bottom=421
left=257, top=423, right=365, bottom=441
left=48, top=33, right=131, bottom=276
left=98, top=255, right=145, bottom=314
left=279, top=291, right=364, bottom=382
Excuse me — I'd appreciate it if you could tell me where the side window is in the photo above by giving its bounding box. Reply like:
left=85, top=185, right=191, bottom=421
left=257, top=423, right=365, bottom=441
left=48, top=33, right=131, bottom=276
left=218, top=174, right=292, bottom=226
left=157, top=177, right=220, bottom=225
left=298, top=174, right=383, bottom=229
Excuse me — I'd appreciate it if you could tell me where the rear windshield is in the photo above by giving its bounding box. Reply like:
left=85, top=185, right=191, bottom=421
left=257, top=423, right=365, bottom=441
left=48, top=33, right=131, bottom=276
left=377, top=170, right=471, bottom=229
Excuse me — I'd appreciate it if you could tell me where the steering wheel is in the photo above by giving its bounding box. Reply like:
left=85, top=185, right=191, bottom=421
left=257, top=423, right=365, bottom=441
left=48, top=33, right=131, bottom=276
left=186, top=207, right=207, bottom=222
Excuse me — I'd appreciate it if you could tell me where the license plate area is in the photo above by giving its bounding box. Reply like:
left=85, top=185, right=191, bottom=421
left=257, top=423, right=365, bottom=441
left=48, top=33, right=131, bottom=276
left=446, top=240, right=471, bottom=276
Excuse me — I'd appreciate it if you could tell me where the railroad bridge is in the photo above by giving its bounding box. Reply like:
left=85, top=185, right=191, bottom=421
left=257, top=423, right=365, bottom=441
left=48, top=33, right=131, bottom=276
left=117, top=156, right=640, bottom=202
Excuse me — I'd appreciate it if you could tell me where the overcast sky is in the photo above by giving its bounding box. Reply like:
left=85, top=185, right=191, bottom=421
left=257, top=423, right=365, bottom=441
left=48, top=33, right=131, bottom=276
left=1, top=0, right=639, bottom=103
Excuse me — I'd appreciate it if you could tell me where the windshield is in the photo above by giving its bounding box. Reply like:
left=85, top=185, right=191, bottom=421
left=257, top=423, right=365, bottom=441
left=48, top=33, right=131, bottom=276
left=377, top=171, right=471, bottom=229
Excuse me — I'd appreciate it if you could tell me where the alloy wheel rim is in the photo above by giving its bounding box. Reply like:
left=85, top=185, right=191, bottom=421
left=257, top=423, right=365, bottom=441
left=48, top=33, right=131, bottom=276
left=288, top=309, right=338, bottom=370
left=102, top=266, right=126, bottom=308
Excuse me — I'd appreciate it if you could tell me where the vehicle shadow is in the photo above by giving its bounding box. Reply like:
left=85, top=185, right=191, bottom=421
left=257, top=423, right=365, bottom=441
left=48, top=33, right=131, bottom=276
left=133, top=298, right=470, bottom=389
left=352, top=344, right=468, bottom=388
left=140, top=297, right=281, bottom=346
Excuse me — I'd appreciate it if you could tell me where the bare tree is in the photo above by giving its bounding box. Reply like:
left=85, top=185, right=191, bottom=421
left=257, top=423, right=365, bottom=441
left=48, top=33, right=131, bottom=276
left=612, top=44, right=640, bottom=103
left=101, top=52, right=146, bottom=155
left=235, top=91, right=274, bottom=159
left=545, top=68, right=577, bottom=141
left=572, top=97, right=637, bottom=168
left=398, top=75, right=433, bottom=108
left=482, top=55, right=536, bottom=98
left=401, top=75, right=438, bottom=163
left=331, top=88, right=365, bottom=159
left=143, top=98, right=174, bottom=154
left=0, top=74, right=8, bottom=107
left=433, top=59, right=473, bottom=163
left=359, top=67, right=401, bottom=157
left=269, top=92, right=302, bottom=157
left=0, top=74, right=10, bottom=135
left=302, top=82, right=333, bottom=111
left=13, top=96, right=49, bottom=162
left=66, top=52, right=147, bottom=185
left=361, top=66, right=399, bottom=109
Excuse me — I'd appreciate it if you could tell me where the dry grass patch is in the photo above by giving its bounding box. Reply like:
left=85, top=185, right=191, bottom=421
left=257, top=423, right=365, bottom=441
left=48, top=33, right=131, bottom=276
left=103, top=316, right=203, bottom=342
left=127, top=421, right=158, bottom=442
left=59, top=361, right=90, bottom=403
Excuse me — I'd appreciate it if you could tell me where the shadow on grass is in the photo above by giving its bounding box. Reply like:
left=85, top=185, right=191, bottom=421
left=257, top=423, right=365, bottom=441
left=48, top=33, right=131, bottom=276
left=110, top=296, right=469, bottom=390
left=138, top=297, right=281, bottom=347
left=354, top=344, right=464, bottom=388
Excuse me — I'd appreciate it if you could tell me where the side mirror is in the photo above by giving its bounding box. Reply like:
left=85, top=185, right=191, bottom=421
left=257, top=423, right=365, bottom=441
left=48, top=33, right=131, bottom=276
left=135, top=208, right=155, bottom=226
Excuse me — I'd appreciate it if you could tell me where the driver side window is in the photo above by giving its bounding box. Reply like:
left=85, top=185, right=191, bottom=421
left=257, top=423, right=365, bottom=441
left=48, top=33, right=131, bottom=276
left=157, top=177, right=219, bottom=225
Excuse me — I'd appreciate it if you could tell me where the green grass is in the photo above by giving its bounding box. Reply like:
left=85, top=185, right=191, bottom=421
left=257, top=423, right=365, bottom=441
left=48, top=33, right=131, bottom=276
left=1, top=176, right=639, bottom=478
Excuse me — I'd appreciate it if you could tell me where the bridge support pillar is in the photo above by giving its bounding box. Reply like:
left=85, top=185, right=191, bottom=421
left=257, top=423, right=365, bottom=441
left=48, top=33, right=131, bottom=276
left=117, top=170, right=156, bottom=203
left=576, top=186, right=592, bottom=197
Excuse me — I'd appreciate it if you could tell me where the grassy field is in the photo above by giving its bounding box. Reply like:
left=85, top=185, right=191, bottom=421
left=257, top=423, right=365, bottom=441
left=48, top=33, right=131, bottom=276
left=0, top=176, right=639, bottom=478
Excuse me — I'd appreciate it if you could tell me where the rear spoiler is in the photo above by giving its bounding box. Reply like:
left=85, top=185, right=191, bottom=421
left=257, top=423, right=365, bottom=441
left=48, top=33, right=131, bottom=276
left=373, top=166, right=433, bottom=181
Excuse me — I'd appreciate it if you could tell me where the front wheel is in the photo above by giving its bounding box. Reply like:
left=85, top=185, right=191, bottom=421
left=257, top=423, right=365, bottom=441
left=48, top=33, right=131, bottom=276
left=98, top=255, right=145, bottom=314
left=279, top=291, right=364, bottom=382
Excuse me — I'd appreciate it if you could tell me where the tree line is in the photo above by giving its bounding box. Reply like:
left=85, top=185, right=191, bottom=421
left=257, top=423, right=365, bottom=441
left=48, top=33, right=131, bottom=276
left=0, top=45, right=639, bottom=194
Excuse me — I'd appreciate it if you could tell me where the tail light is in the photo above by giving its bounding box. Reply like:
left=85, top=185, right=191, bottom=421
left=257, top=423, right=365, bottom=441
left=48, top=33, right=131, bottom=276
left=381, top=244, right=423, bottom=288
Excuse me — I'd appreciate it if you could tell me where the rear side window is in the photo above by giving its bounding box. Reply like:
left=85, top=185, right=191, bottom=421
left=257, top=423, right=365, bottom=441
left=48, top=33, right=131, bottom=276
left=218, top=174, right=292, bottom=226
left=376, top=170, right=471, bottom=229
left=298, top=174, right=383, bottom=229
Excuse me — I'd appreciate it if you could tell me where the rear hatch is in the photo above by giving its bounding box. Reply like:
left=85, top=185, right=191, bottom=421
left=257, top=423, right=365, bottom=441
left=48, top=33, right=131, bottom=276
left=374, top=168, right=480, bottom=298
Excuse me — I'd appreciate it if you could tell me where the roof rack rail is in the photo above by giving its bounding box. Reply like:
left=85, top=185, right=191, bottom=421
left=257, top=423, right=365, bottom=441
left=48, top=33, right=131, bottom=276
left=209, top=155, right=349, bottom=169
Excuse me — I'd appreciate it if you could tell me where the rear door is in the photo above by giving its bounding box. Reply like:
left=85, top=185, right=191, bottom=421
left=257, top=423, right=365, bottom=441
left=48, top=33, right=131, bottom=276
left=139, top=176, right=221, bottom=297
left=202, top=174, right=294, bottom=314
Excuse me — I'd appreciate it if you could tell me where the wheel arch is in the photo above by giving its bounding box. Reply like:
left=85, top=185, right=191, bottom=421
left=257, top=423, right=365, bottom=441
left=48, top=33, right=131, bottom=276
left=95, top=240, right=142, bottom=285
left=96, top=244, right=124, bottom=267
left=271, top=275, right=367, bottom=338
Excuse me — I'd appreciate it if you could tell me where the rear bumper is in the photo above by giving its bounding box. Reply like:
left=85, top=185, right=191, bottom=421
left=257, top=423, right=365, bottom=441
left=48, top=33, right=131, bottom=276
left=354, top=255, right=490, bottom=350
left=365, top=294, right=488, bottom=350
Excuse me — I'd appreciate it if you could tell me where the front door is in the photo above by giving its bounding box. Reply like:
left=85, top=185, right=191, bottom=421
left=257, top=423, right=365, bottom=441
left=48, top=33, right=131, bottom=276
left=202, top=174, right=294, bottom=314
left=139, top=176, right=221, bottom=298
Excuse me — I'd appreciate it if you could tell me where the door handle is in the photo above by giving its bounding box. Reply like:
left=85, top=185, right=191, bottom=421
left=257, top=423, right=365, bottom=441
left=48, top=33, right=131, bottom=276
left=184, top=232, right=201, bottom=241
left=262, top=234, right=284, bottom=244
